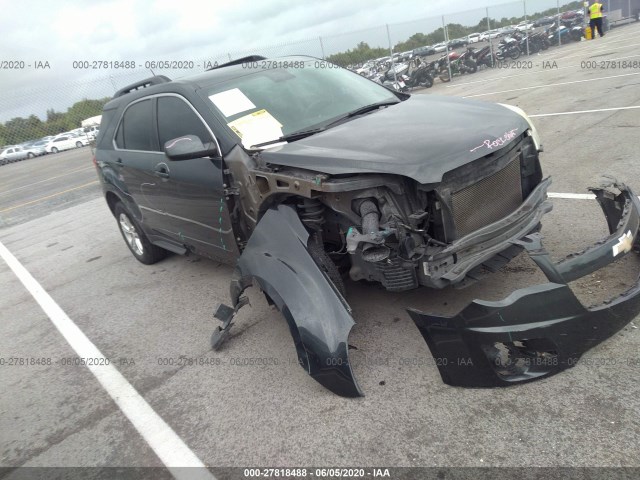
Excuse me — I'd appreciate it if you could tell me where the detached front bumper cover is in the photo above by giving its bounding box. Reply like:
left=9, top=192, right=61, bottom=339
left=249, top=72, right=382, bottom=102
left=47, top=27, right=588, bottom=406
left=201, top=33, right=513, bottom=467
left=408, top=178, right=640, bottom=387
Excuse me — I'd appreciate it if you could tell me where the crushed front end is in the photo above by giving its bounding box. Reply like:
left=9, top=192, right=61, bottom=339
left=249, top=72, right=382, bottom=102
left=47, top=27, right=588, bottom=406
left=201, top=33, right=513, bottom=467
left=408, top=178, right=640, bottom=387
left=341, top=133, right=547, bottom=290
left=213, top=126, right=639, bottom=396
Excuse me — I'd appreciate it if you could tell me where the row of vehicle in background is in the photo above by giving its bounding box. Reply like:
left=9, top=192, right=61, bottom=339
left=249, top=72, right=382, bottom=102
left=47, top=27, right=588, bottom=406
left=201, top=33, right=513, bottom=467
left=0, top=130, right=94, bottom=166
left=44, top=134, right=90, bottom=153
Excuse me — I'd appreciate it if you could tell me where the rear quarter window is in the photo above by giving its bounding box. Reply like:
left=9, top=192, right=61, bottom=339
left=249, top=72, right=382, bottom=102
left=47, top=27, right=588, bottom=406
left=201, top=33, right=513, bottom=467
left=116, top=99, right=154, bottom=151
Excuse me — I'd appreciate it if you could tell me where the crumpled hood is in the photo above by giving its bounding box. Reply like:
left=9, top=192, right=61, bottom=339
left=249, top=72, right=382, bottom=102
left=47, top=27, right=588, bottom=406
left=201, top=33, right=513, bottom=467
left=260, top=94, right=531, bottom=184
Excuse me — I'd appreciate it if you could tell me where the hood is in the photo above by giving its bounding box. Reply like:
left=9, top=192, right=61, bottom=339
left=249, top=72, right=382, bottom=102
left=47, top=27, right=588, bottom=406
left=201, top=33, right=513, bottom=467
left=260, top=95, right=530, bottom=185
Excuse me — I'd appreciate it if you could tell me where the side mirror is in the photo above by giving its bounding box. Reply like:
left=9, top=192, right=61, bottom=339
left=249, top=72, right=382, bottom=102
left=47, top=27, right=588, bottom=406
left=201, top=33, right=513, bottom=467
left=164, top=135, right=219, bottom=160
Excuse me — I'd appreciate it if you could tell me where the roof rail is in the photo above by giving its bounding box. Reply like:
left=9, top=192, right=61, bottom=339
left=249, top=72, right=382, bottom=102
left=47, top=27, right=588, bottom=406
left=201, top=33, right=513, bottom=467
left=113, top=75, right=171, bottom=98
left=207, top=55, right=267, bottom=71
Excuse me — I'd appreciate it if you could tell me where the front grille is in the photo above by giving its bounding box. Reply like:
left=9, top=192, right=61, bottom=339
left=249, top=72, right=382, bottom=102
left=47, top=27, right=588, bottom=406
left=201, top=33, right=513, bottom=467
left=450, top=157, right=522, bottom=237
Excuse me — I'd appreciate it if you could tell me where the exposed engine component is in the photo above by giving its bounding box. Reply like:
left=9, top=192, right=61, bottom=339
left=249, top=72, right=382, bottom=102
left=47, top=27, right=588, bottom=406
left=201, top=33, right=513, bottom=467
left=346, top=200, right=394, bottom=262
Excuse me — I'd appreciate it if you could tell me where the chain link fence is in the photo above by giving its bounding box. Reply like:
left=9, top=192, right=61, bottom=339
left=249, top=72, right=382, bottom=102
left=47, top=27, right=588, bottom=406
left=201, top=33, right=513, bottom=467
left=1, top=0, right=636, bottom=159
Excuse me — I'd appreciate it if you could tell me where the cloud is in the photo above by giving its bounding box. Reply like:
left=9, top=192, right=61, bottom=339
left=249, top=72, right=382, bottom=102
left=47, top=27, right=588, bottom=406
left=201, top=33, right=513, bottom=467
left=1, top=0, right=566, bottom=122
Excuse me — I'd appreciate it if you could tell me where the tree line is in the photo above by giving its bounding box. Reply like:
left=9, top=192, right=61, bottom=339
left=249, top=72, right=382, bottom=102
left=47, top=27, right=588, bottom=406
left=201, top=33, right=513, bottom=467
left=0, top=98, right=111, bottom=146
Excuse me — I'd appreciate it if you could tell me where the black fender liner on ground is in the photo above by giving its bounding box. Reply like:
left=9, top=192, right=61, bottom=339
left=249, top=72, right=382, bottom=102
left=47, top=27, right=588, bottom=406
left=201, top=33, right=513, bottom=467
left=222, top=204, right=363, bottom=397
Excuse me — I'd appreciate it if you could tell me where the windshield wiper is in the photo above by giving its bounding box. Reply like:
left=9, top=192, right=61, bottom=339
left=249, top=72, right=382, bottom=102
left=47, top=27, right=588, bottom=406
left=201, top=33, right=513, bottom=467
left=251, top=100, right=400, bottom=148
left=251, top=127, right=326, bottom=148
left=339, top=100, right=400, bottom=119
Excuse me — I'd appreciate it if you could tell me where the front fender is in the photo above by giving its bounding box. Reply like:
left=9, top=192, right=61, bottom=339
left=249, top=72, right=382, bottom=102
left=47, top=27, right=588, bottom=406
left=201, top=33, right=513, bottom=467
left=227, top=204, right=363, bottom=397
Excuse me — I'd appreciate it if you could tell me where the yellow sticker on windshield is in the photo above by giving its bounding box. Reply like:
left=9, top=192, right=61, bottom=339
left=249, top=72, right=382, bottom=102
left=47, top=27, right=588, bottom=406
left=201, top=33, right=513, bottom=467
left=227, top=109, right=284, bottom=149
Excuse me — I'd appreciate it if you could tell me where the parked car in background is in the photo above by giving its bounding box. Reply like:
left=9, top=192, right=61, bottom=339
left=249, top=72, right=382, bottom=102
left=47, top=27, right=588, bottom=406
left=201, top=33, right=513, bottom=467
left=499, top=26, right=517, bottom=37
left=533, top=16, right=556, bottom=27
left=20, top=141, right=47, bottom=158
left=413, top=45, right=436, bottom=56
left=479, top=30, right=501, bottom=41
left=447, top=38, right=469, bottom=49
left=355, top=63, right=373, bottom=76
left=45, top=135, right=88, bottom=153
left=516, top=21, right=535, bottom=31
left=0, top=146, right=28, bottom=165
left=84, top=125, right=100, bottom=140
left=400, top=50, right=414, bottom=61
left=69, top=131, right=91, bottom=142
left=561, top=10, right=584, bottom=21
left=433, top=42, right=448, bottom=52
left=467, top=33, right=481, bottom=43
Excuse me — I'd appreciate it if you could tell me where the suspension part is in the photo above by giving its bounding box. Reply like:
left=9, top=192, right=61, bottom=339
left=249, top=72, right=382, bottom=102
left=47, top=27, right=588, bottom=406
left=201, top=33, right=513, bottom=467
left=297, top=198, right=325, bottom=231
left=297, top=198, right=325, bottom=246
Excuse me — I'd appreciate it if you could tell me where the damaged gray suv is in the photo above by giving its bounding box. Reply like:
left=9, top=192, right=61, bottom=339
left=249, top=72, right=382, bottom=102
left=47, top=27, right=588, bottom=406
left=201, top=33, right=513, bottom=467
left=95, top=55, right=640, bottom=397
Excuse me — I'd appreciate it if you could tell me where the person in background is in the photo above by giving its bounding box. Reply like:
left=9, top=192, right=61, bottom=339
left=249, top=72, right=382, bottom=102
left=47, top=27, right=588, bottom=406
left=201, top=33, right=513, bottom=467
left=589, top=0, right=605, bottom=38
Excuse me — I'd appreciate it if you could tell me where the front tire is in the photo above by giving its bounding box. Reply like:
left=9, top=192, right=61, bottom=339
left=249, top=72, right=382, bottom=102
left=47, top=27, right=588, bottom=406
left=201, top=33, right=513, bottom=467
left=51, top=147, right=58, bottom=154
left=114, top=202, right=168, bottom=265
left=509, top=47, right=521, bottom=59
left=76, top=141, right=82, bottom=148
left=27, top=153, right=35, bottom=158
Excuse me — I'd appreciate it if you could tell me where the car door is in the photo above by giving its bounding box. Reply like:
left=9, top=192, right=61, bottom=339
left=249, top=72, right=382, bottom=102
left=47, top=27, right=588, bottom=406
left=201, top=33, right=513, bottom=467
left=153, top=94, right=239, bottom=262
left=113, top=97, right=170, bottom=236
left=51, top=137, right=68, bottom=152
left=13, top=147, right=26, bottom=160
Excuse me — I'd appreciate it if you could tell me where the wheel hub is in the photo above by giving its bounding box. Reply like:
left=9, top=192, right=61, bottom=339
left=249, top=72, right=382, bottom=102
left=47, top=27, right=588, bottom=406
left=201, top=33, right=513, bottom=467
left=119, top=213, right=144, bottom=255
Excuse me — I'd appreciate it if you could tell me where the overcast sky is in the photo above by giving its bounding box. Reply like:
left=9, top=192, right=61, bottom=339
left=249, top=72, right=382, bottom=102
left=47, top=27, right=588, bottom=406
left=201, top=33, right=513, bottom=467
left=0, top=0, right=567, bottom=122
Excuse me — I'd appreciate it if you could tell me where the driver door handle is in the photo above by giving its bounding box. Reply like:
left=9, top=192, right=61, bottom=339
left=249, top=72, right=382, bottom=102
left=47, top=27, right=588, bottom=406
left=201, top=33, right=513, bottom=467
left=154, top=164, right=170, bottom=178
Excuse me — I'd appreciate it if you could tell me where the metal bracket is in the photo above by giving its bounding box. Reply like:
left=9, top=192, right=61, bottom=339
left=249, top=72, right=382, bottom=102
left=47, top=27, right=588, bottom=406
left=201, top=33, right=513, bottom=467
left=224, top=186, right=240, bottom=196
left=211, top=296, right=249, bottom=349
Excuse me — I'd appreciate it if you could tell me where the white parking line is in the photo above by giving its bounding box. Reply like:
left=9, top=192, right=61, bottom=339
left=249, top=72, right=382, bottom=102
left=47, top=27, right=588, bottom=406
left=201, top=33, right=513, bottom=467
left=0, top=241, right=216, bottom=480
left=549, top=192, right=596, bottom=199
left=530, top=105, right=640, bottom=117
left=463, top=71, right=640, bottom=98
left=549, top=193, right=640, bottom=200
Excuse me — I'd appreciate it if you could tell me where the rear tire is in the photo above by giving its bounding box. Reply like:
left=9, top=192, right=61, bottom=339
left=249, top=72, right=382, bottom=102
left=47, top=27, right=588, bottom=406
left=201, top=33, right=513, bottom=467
left=509, top=47, right=521, bottom=59
left=51, top=147, right=58, bottom=153
left=438, top=69, right=451, bottom=82
left=76, top=141, right=82, bottom=148
left=27, top=153, right=35, bottom=158
left=114, top=202, right=168, bottom=265
left=418, top=73, right=433, bottom=88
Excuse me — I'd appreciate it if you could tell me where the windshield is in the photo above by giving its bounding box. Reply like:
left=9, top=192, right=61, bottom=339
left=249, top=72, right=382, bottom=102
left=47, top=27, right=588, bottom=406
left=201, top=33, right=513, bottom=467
left=203, top=59, right=398, bottom=149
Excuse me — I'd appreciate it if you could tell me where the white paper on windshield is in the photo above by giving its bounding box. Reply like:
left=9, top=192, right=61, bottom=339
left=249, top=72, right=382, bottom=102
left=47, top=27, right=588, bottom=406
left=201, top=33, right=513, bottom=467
left=227, top=109, right=284, bottom=149
left=209, top=88, right=256, bottom=117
